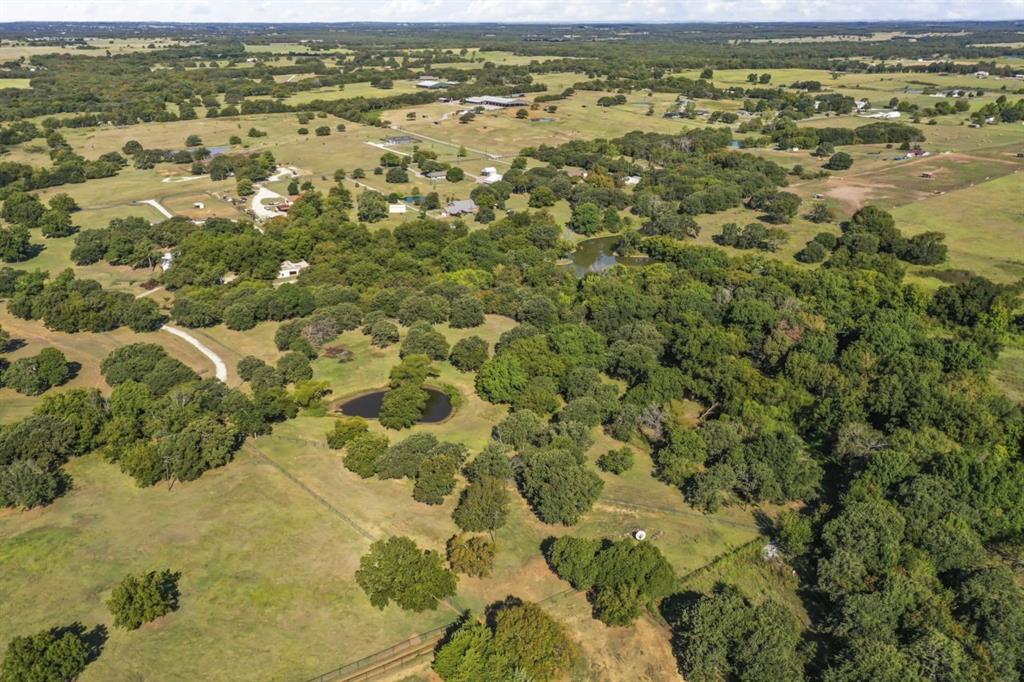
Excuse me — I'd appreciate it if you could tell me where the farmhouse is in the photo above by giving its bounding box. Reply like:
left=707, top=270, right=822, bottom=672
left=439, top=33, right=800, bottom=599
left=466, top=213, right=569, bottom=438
left=424, top=170, right=448, bottom=180
left=464, top=96, right=528, bottom=107
left=278, top=259, right=309, bottom=278
left=445, top=199, right=478, bottom=216
left=623, top=175, right=642, bottom=186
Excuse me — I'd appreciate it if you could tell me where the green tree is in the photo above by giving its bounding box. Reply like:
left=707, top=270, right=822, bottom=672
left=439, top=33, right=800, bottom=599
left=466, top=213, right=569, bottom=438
left=0, top=226, right=33, bottom=262
left=379, top=383, right=429, bottom=429
left=520, top=450, right=603, bottom=525
left=0, top=624, right=98, bottom=682
left=39, top=210, right=75, bottom=238
left=326, top=417, right=369, bottom=449
left=355, top=536, right=457, bottom=612
left=107, top=569, right=180, bottom=629
left=413, top=455, right=458, bottom=505
left=449, top=295, right=485, bottom=328
left=453, top=476, right=510, bottom=532
left=357, top=191, right=388, bottom=223
left=449, top=336, right=488, bottom=372
left=672, top=584, right=804, bottom=682
left=344, top=433, right=389, bottom=478
left=569, top=202, right=602, bottom=236
left=825, top=151, right=854, bottom=170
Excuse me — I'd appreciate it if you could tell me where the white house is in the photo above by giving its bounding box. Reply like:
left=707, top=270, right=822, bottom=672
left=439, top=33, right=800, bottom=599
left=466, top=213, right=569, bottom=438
left=974, top=71, right=989, bottom=78
left=278, top=259, right=309, bottom=279
left=388, top=203, right=408, bottom=214
left=159, top=252, right=174, bottom=272
left=623, top=175, right=642, bottom=186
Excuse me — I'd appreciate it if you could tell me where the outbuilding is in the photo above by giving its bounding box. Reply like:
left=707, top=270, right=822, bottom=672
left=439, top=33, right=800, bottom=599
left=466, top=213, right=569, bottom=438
left=278, top=259, right=309, bottom=279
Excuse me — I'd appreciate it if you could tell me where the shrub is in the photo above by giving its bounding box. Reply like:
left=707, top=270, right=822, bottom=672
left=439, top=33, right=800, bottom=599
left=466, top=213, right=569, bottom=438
left=597, top=447, right=635, bottom=474
left=107, top=569, right=180, bottom=629
left=326, top=416, right=369, bottom=449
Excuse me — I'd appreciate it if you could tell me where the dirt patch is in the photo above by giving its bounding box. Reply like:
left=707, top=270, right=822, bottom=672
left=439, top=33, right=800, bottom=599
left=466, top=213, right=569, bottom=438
left=824, top=181, right=881, bottom=212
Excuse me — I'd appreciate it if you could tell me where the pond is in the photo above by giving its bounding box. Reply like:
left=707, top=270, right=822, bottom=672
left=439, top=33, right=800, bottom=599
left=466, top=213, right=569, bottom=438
left=337, top=387, right=453, bottom=423
left=565, top=235, right=650, bottom=277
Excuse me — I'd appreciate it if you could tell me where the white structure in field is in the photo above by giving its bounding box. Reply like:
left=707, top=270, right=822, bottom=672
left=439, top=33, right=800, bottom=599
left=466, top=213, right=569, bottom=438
left=389, top=203, right=408, bottom=214
left=479, top=166, right=503, bottom=184
left=278, top=259, right=309, bottom=279
left=159, top=252, right=174, bottom=271
left=623, top=175, right=642, bottom=186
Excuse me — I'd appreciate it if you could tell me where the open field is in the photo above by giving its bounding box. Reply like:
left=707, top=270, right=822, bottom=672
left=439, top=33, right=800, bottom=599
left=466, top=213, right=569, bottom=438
left=0, top=78, right=32, bottom=89
left=892, top=173, right=1024, bottom=284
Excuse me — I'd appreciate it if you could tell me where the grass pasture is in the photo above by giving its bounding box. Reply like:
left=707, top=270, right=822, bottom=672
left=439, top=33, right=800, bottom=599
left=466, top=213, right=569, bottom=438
left=0, top=311, right=767, bottom=681
left=892, top=173, right=1024, bottom=284
left=0, top=305, right=217, bottom=425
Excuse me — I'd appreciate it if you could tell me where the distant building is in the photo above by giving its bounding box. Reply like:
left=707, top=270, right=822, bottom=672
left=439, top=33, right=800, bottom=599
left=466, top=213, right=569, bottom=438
left=278, top=259, right=309, bottom=279
left=479, top=167, right=503, bottom=184
left=464, top=96, right=527, bottom=107
left=388, top=203, right=408, bottom=214
left=159, top=252, right=174, bottom=272
left=424, top=170, right=448, bottom=180
left=564, top=167, right=588, bottom=178
left=381, top=135, right=417, bottom=146
left=193, top=201, right=205, bottom=209
left=445, top=199, right=478, bottom=216
left=974, top=71, right=989, bottom=78
left=416, top=79, right=454, bottom=89
left=623, top=175, right=642, bottom=186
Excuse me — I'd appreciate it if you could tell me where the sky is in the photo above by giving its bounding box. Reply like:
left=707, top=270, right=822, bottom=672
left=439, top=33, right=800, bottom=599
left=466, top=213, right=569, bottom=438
left=1, top=0, right=1022, bottom=24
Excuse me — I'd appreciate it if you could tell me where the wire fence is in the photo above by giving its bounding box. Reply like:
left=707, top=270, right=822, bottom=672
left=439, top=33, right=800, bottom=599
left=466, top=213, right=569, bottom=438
left=305, top=623, right=452, bottom=682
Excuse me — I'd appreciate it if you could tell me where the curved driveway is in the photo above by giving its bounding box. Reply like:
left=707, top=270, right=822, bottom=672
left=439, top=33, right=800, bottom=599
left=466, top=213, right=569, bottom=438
left=161, top=325, right=228, bottom=382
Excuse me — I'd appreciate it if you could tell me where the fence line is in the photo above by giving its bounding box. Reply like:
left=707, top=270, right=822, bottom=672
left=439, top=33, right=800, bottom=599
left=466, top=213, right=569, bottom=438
left=305, top=623, right=452, bottom=682
left=306, top=588, right=579, bottom=682
left=244, top=442, right=377, bottom=543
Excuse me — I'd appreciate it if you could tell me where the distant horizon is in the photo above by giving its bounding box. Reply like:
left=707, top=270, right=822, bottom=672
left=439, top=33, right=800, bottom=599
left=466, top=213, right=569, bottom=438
left=1, top=0, right=1021, bottom=26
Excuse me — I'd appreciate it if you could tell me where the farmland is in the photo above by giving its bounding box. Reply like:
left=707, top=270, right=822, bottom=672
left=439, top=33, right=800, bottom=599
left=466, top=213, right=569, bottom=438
left=0, top=18, right=1022, bottom=682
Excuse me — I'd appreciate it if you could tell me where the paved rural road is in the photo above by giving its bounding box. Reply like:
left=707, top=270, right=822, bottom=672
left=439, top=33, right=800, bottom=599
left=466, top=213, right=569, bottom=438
left=161, top=324, right=228, bottom=382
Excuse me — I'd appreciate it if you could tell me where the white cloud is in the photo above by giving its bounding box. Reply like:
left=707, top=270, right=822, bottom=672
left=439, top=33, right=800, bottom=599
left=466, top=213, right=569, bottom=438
left=2, top=0, right=1021, bottom=23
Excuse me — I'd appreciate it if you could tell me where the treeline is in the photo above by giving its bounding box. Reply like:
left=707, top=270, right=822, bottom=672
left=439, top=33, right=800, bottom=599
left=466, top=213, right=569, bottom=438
left=0, top=342, right=298, bottom=509
left=769, top=120, right=926, bottom=149
left=1, top=268, right=164, bottom=333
